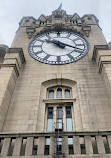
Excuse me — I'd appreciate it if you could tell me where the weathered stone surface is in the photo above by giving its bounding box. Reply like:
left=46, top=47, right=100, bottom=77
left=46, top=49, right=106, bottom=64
left=12, top=137, right=22, bottom=156
left=0, top=7, right=111, bottom=158
left=1, top=138, right=11, bottom=156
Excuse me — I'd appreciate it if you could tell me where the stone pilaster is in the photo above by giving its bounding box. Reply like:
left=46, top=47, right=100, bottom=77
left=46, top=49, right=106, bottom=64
left=92, top=45, right=111, bottom=105
left=0, top=48, right=25, bottom=131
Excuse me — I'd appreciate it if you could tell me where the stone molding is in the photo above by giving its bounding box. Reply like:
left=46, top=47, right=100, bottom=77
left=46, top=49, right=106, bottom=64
left=92, top=45, right=111, bottom=73
left=0, top=48, right=25, bottom=77
left=18, top=10, right=98, bottom=39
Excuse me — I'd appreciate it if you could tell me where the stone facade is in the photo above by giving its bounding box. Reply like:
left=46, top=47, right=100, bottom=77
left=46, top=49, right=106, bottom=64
left=0, top=8, right=111, bottom=158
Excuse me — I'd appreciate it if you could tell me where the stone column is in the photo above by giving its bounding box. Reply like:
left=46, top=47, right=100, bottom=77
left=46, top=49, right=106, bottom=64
left=25, top=137, right=34, bottom=156
left=96, top=135, right=105, bottom=154
left=38, top=137, right=45, bottom=156
left=73, top=136, right=81, bottom=154
left=13, top=137, right=22, bottom=156
left=84, top=136, right=93, bottom=154
left=1, top=138, right=11, bottom=156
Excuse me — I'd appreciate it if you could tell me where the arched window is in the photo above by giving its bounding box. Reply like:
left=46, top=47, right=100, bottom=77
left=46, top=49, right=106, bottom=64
left=48, top=90, right=54, bottom=99
left=65, top=89, right=70, bottom=98
left=57, top=88, right=62, bottom=98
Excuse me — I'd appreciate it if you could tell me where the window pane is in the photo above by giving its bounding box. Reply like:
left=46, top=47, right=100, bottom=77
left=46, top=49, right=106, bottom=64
left=65, top=89, right=70, bottom=98
left=47, top=107, right=53, bottom=131
left=66, top=118, right=72, bottom=131
left=68, top=137, right=73, bottom=145
left=57, top=108, right=62, bottom=119
left=57, top=107, right=62, bottom=129
left=47, top=107, right=53, bottom=119
left=57, top=88, right=62, bottom=98
left=66, top=106, right=72, bottom=118
left=44, top=146, right=49, bottom=155
left=57, top=119, right=62, bottom=129
left=46, top=138, right=50, bottom=145
left=57, top=138, right=62, bottom=145
left=48, top=90, right=54, bottom=99
left=47, top=119, right=53, bottom=131
left=69, top=145, right=74, bottom=154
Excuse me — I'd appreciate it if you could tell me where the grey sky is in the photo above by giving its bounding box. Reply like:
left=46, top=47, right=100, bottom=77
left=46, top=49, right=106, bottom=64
left=0, top=0, right=111, bottom=47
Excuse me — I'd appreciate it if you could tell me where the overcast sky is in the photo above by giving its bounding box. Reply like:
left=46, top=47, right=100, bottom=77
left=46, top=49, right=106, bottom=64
left=0, top=0, right=111, bottom=47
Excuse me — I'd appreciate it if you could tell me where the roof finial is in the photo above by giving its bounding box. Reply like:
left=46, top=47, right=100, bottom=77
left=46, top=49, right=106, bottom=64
left=57, top=3, right=62, bottom=11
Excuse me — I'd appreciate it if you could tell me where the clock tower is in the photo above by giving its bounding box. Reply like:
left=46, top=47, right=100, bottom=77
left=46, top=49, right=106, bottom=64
left=0, top=6, right=111, bottom=158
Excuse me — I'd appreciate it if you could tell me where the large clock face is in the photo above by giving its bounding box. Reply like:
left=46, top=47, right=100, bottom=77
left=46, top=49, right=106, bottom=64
left=28, top=31, right=89, bottom=65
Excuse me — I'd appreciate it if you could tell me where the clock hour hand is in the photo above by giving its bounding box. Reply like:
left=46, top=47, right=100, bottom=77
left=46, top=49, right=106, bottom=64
left=46, top=39, right=83, bottom=51
left=45, top=39, right=65, bottom=48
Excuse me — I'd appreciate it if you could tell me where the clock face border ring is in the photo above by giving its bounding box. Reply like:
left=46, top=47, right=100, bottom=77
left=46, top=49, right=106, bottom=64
left=28, top=31, right=89, bottom=65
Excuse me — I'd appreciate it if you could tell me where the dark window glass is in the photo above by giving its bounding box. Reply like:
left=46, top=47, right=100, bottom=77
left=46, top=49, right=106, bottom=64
left=44, top=138, right=50, bottom=155
left=44, top=145, right=49, bottom=155
left=47, top=107, right=53, bottom=119
left=48, top=90, right=54, bottom=99
left=57, top=88, right=62, bottom=98
left=66, top=106, right=72, bottom=118
left=57, top=145, right=62, bottom=155
left=68, top=137, right=74, bottom=154
left=65, top=89, right=70, bottom=98
left=47, top=108, right=53, bottom=131
left=69, top=145, right=74, bottom=154
left=66, top=107, right=72, bottom=131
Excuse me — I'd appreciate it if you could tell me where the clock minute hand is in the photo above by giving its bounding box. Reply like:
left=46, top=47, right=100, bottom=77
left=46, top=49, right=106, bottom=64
left=57, top=41, right=84, bottom=51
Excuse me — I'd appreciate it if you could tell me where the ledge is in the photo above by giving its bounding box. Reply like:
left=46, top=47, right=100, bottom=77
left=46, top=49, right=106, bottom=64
left=43, top=98, right=76, bottom=104
left=1, top=130, right=111, bottom=137
left=0, top=63, right=19, bottom=77
left=9, top=48, right=25, bottom=64
left=92, top=45, right=111, bottom=73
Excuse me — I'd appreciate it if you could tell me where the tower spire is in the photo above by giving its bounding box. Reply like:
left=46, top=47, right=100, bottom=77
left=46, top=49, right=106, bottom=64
left=57, top=3, right=62, bottom=11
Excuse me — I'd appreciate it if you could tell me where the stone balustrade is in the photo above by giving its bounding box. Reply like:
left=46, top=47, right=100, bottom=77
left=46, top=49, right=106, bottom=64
left=0, top=131, right=111, bottom=157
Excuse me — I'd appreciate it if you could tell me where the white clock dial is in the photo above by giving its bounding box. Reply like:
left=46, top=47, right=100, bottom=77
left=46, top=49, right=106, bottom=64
left=28, top=31, right=89, bottom=65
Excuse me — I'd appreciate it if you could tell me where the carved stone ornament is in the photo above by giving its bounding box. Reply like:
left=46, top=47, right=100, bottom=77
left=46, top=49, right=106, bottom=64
left=20, top=8, right=99, bottom=39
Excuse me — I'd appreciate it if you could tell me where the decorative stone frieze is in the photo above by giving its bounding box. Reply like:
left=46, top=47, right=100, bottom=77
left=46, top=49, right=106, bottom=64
left=18, top=9, right=99, bottom=39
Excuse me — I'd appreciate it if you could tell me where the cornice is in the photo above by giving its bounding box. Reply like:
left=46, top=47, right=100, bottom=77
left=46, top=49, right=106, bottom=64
left=18, top=10, right=100, bottom=39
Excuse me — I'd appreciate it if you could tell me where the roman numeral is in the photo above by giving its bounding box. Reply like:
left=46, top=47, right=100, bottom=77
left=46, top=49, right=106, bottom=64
left=33, top=45, right=42, bottom=47
left=34, top=50, right=43, bottom=55
left=76, top=44, right=84, bottom=46
left=67, top=54, right=74, bottom=60
left=73, top=38, right=80, bottom=42
left=57, top=56, right=61, bottom=62
left=37, top=39, right=45, bottom=42
left=43, top=54, right=50, bottom=60
left=74, top=49, right=83, bottom=54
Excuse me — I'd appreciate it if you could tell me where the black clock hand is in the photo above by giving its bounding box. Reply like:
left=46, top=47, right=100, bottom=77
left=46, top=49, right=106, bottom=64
left=56, top=41, right=84, bottom=51
left=45, top=39, right=65, bottom=48
left=46, top=39, right=83, bottom=51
